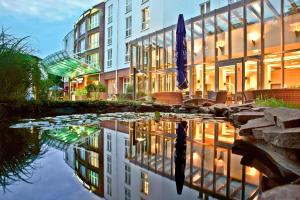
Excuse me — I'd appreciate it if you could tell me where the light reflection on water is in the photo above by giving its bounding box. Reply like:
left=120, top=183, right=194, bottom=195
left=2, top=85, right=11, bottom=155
left=0, top=117, right=260, bottom=200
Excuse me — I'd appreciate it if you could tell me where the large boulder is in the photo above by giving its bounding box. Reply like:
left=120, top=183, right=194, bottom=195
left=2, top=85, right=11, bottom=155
left=264, top=108, right=300, bottom=129
left=240, top=118, right=275, bottom=136
left=261, top=184, right=300, bottom=200
left=208, top=104, right=228, bottom=117
left=231, top=111, right=265, bottom=126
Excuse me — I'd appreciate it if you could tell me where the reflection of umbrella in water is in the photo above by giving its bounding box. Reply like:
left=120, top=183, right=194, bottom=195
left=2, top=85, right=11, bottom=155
left=49, top=85, right=63, bottom=91
left=175, top=121, right=187, bottom=195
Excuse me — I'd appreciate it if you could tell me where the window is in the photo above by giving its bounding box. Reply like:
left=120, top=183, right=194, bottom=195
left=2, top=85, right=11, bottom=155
left=125, top=163, right=131, bottom=185
left=80, top=39, right=85, bottom=53
left=79, top=148, right=86, bottom=160
left=124, top=138, right=130, bottom=158
left=80, top=164, right=86, bottom=178
left=89, top=152, right=99, bottom=168
left=108, top=5, right=113, bottom=24
left=107, top=176, right=112, bottom=196
left=200, top=1, right=210, bottom=15
left=89, top=170, right=99, bottom=187
left=125, top=43, right=130, bottom=63
left=107, top=27, right=113, bottom=46
left=107, top=133, right=112, bottom=151
left=90, top=12, right=100, bottom=30
left=125, top=187, right=131, bottom=200
left=126, top=0, right=132, bottom=13
left=140, top=172, right=149, bottom=195
left=79, top=21, right=86, bottom=35
left=89, top=32, right=99, bottom=49
left=107, top=155, right=112, bottom=174
left=107, top=49, right=112, bottom=67
left=126, top=16, right=132, bottom=38
left=87, top=53, right=99, bottom=66
left=142, top=7, right=150, bottom=30
left=89, top=134, right=99, bottom=148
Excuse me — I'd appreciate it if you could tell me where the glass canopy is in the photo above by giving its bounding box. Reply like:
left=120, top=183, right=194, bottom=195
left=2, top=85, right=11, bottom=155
left=42, top=51, right=100, bottom=78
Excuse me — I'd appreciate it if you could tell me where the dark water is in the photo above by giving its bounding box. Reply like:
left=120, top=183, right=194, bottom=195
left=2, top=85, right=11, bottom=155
left=0, top=116, right=260, bottom=200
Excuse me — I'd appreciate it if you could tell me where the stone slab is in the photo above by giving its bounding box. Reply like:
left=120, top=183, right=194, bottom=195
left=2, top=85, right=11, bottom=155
left=262, top=126, right=300, bottom=149
left=231, top=111, right=265, bottom=126
left=261, top=185, right=300, bottom=200
left=239, top=118, right=275, bottom=136
left=264, top=108, right=300, bottom=129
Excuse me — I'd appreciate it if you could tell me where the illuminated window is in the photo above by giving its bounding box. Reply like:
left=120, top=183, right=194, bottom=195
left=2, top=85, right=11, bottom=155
left=87, top=53, right=99, bottom=66
left=140, top=172, right=149, bottom=195
left=89, top=134, right=99, bottom=148
left=142, top=7, right=150, bottom=30
left=126, top=16, right=132, bottom=38
left=89, top=170, right=99, bottom=187
left=125, top=187, right=131, bottom=200
left=108, top=5, right=113, bottom=24
left=89, top=152, right=99, bottom=168
left=125, top=163, right=131, bottom=185
left=89, top=33, right=99, bottom=49
left=90, top=12, right=100, bottom=30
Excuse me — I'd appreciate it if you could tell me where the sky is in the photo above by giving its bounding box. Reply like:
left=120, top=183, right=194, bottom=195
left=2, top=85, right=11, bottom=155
left=0, top=0, right=100, bottom=59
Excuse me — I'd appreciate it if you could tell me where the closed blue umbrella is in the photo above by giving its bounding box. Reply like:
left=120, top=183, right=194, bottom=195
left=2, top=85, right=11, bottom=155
left=176, top=14, right=188, bottom=90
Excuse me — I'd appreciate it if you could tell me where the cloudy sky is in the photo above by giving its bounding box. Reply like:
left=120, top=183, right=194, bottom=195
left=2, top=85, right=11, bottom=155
left=0, top=0, right=100, bottom=58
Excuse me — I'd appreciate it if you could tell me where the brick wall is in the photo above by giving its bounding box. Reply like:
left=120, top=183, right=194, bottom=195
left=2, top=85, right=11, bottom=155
left=253, top=89, right=300, bottom=105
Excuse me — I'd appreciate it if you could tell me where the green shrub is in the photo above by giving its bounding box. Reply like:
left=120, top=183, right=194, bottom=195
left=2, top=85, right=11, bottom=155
left=126, top=84, right=133, bottom=93
left=97, top=83, right=106, bottom=93
left=75, top=88, right=87, bottom=96
left=85, top=83, right=97, bottom=93
left=256, top=98, right=300, bottom=110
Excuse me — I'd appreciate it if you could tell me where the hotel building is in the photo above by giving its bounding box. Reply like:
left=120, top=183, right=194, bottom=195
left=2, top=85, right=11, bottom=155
left=129, top=0, right=300, bottom=101
left=72, top=2, right=106, bottom=90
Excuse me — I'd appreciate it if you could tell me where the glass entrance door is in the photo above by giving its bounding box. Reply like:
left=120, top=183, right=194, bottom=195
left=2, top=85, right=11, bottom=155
left=217, top=58, right=259, bottom=104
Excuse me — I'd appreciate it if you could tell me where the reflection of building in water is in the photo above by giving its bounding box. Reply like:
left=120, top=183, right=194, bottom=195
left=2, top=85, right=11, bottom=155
left=101, top=119, right=260, bottom=200
left=72, top=130, right=104, bottom=198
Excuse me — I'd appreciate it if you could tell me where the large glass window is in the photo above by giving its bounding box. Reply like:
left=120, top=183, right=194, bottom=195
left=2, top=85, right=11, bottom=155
left=89, top=152, right=99, bottom=168
left=231, top=7, right=244, bottom=58
left=264, top=0, right=281, bottom=54
left=142, top=7, right=150, bottom=30
left=264, top=54, right=282, bottom=89
left=165, top=30, right=173, bottom=69
left=284, top=51, right=300, bottom=88
left=90, top=12, right=100, bottom=30
left=150, top=35, right=157, bottom=71
left=157, top=33, right=164, bottom=69
left=186, top=23, right=192, bottom=66
left=89, top=134, right=99, bottom=148
left=216, top=12, right=229, bottom=60
left=246, top=1, right=261, bottom=56
left=284, top=0, right=300, bottom=51
left=193, top=20, right=203, bottom=65
left=204, top=16, right=215, bottom=63
left=89, top=33, right=99, bottom=49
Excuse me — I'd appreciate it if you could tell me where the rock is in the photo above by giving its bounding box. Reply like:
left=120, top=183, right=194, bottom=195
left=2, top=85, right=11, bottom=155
left=198, top=107, right=210, bottom=114
left=231, top=112, right=265, bottom=126
left=251, top=106, right=269, bottom=112
left=253, top=127, right=267, bottom=139
left=239, top=118, right=275, bottom=136
left=264, top=108, right=300, bottom=128
left=261, top=184, right=300, bottom=200
left=261, top=126, right=300, bottom=149
left=209, top=104, right=228, bottom=117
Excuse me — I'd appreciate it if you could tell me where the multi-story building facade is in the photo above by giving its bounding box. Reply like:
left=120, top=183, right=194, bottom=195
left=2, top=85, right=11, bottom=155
left=129, top=0, right=300, bottom=101
left=73, top=2, right=106, bottom=90
left=102, top=0, right=205, bottom=98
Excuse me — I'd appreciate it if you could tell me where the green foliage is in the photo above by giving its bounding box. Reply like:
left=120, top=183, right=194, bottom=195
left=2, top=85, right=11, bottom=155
left=75, top=88, right=87, bottom=96
left=126, top=84, right=133, bottom=93
left=256, top=98, right=300, bottom=110
left=97, top=83, right=106, bottom=93
left=154, top=111, right=161, bottom=121
left=0, top=29, right=43, bottom=102
left=85, top=83, right=97, bottom=93
left=137, top=91, right=146, bottom=98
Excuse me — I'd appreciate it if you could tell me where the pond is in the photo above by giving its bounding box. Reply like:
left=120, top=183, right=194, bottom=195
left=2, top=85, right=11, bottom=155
left=0, top=113, right=260, bottom=200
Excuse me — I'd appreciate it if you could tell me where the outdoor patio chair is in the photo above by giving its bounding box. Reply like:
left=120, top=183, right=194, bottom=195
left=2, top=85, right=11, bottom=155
left=183, top=91, right=228, bottom=106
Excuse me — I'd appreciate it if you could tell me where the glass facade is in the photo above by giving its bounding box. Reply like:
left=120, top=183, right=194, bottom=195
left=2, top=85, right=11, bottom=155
left=130, top=0, right=300, bottom=99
